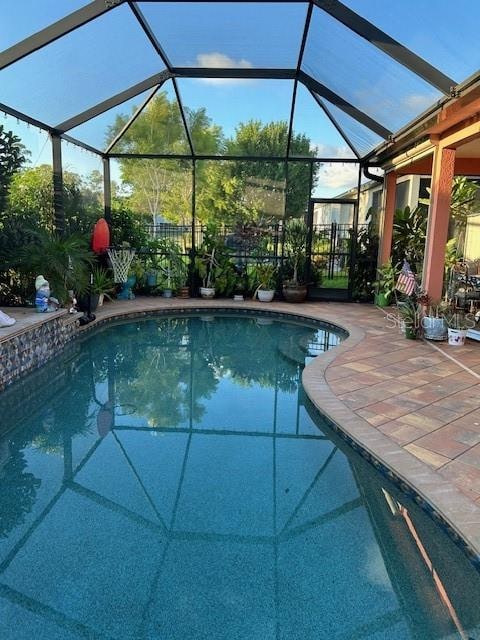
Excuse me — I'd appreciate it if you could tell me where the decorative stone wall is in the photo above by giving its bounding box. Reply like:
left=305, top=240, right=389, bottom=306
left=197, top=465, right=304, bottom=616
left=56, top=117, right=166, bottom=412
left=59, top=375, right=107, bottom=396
left=0, top=316, right=78, bottom=391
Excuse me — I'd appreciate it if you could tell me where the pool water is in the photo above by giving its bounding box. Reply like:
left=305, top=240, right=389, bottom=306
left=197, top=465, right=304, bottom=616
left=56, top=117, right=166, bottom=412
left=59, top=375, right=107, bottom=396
left=0, top=314, right=479, bottom=640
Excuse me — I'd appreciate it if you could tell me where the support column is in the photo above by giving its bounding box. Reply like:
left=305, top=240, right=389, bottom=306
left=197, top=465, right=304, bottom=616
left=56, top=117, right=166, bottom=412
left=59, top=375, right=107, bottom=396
left=103, top=157, right=112, bottom=225
left=422, top=145, right=455, bottom=300
left=378, top=171, right=396, bottom=266
left=51, top=135, right=65, bottom=235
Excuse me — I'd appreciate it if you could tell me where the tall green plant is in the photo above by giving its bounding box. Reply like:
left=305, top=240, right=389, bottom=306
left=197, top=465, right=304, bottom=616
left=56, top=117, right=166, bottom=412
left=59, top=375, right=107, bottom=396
left=392, top=205, right=427, bottom=273
left=283, top=219, right=307, bottom=285
left=15, top=231, right=95, bottom=303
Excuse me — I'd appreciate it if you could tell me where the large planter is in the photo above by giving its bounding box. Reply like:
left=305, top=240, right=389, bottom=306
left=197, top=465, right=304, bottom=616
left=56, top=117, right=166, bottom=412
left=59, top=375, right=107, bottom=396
left=283, top=284, right=307, bottom=303
left=257, top=289, right=275, bottom=302
left=448, top=328, right=467, bottom=346
left=200, top=286, right=215, bottom=299
left=422, top=316, right=447, bottom=341
left=77, top=293, right=100, bottom=313
left=178, top=286, right=190, bottom=299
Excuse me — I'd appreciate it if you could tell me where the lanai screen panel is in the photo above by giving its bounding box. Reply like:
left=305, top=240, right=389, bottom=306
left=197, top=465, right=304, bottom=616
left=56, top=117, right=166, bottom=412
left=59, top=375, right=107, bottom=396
left=177, top=79, right=295, bottom=157
left=0, top=0, right=90, bottom=51
left=67, top=90, right=157, bottom=153
left=0, top=4, right=164, bottom=126
left=290, top=84, right=357, bottom=159
left=314, top=97, right=384, bottom=158
left=302, top=7, right=442, bottom=133
left=138, top=1, right=308, bottom=69
left=343, top=0, right=480, bottom=84
left=110, top=81, right=191, bottom=156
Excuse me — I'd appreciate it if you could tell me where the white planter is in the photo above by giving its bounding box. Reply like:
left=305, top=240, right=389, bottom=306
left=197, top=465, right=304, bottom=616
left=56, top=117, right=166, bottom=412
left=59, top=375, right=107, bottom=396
left=257, top=289, right=275, bottom=302
left=200, top=286, right=215, bottom=299
left=448, top=328, right=467, bottom=346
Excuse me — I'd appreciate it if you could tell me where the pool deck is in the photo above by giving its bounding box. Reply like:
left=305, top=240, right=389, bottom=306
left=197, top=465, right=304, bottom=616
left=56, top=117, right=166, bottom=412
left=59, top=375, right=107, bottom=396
left=2, top=297, right=480, bottom=556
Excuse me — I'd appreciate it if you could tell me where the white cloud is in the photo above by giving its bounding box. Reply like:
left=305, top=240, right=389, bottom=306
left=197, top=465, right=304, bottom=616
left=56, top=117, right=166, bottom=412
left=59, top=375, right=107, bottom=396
left=402, top=93, right=437, bottom=113
left=195, top=52, right=255, bottom=86
left=317, top=162, right=359, bottom=192
left=313, top=143, right=355, bottom=158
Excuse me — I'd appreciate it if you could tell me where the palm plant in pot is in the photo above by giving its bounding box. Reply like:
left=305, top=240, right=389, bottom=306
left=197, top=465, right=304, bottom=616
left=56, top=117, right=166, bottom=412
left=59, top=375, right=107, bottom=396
left=253, top=262, right=277, bottom=302
left=283, top=219, right=308, bottom=303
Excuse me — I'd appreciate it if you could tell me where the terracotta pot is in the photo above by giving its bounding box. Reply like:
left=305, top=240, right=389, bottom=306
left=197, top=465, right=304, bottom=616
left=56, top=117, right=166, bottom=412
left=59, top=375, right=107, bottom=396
left=282, top=284, right=307, bottom=303
left=178, top=286, right=190, bottom=299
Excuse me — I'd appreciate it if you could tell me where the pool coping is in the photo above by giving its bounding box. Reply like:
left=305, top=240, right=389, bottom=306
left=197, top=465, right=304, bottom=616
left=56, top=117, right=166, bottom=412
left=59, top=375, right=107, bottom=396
left=3, top=297, right=480, bottom=564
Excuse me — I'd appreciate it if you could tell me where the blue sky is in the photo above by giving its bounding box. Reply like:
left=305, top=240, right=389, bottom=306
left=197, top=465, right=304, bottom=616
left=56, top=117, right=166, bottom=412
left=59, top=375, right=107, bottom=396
left=2, top=1, right=479, bottom=197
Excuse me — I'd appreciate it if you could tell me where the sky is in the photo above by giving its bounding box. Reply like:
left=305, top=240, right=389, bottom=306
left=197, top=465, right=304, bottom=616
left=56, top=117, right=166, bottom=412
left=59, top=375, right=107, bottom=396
left=1, top=0, right=479, bottom=198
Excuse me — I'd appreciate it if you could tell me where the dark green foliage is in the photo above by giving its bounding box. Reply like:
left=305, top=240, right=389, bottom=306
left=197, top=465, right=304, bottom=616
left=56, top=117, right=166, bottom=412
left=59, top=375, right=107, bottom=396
left=15, top=231, right=95, bottom=303
left=0, top=125, right=26, bottom=213
left=110, top=200, right=148, bottom=247
left=392, top=205, right=427, bottom=274
left=351, top=208, right=379, bottom=301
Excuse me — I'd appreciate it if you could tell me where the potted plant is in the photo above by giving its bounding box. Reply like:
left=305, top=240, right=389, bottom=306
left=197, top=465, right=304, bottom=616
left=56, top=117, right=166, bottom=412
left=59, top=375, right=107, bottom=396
left=397, top=296, right=420, bottom=339
left=91, top=266, right=115, bottom=307
left=373, top=259, right=397, bottom=307
left=283, top=219, right=308, bottom=303
left=254, top=262, right=277, bottom=302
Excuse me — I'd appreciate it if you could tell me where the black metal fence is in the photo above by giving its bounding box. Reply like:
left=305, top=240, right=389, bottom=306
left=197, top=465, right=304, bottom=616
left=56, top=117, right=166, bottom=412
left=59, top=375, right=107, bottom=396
left=139, top=220, right=374, bottom=299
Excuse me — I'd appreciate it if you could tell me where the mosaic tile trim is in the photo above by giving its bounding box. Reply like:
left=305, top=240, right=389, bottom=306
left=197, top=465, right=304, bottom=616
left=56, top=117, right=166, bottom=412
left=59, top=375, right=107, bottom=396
left=0, top=316, right=78, bottom=391
left=306, top=401, right=480, bottom=570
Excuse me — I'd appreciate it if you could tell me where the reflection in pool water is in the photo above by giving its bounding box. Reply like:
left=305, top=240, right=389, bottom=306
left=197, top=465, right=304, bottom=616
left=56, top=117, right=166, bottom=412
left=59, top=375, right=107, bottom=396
left=0, top=314, right=479, bottom=640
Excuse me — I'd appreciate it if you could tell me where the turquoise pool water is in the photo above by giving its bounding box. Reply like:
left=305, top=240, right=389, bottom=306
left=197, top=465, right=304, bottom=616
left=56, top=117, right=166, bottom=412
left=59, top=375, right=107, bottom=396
left=0, top=313, right=479, bottom=639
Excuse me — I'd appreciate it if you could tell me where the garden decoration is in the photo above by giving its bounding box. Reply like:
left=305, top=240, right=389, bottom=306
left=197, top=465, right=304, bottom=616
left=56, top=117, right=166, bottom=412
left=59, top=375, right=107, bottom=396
left=92, top=218, right=110, bottom=254
left=107, top=246, right=136, bottom=284
left=108, top=246, right=136, bottom=300
left=34, top=275, right=59, bottom=313
left=0, top=310, right=15, bottom=327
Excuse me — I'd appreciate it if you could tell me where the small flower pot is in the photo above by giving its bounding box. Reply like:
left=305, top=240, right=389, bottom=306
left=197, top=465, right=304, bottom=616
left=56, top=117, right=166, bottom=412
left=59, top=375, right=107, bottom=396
left=404, top=327, right=417, bottom=340
left=374, top=292, right=390, bottom=308
left=257, top=289, right=275, bottom=302
left=200, top=286, right=215, bottom=299
left=448, top=328, right=467, bottom=346
left=162, top=289, right=173, bottom=298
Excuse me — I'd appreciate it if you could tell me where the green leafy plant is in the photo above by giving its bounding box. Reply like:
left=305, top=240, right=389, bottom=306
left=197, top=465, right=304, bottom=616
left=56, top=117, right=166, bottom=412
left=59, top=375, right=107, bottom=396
left=253, top=262, right=277, bottom=291
left=392, top=205, right=427, bottom=274
left=396, top=296, right=421, bottom=338
left=91, top=266, right=115, bottom=296
left=373, top=259, right=398, bottom=302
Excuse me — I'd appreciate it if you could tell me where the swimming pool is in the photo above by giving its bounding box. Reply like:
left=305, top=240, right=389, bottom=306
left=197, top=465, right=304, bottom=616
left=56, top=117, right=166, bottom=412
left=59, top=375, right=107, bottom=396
left=0, top=313, right=479, bottom=639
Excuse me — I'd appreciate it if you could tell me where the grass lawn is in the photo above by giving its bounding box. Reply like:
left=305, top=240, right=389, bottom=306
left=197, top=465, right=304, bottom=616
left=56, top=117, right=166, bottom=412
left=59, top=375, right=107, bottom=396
left=320, top=276, right=349, bottom=289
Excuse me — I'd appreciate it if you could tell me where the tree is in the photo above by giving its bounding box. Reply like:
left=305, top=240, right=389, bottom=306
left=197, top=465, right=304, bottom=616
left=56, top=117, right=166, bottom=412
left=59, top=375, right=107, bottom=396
left=108, top=92, right=223, bottom=225
left=226, top=120, right=317, bottom=220
left=0, top=124, right=26, bottom=213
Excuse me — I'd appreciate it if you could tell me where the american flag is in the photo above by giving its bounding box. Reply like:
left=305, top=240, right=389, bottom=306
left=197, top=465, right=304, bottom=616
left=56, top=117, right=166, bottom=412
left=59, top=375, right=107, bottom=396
left=396, top=260, right=416, bottom=296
